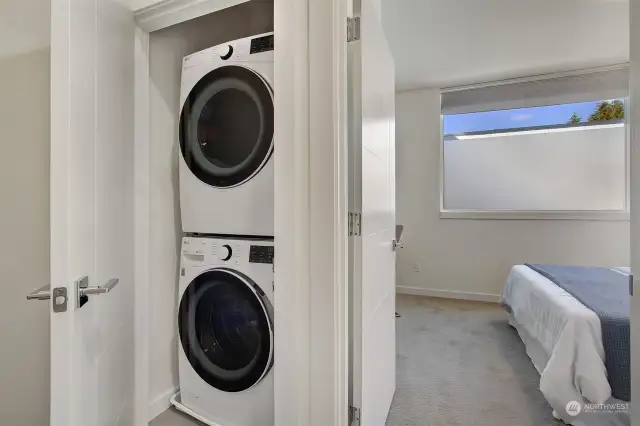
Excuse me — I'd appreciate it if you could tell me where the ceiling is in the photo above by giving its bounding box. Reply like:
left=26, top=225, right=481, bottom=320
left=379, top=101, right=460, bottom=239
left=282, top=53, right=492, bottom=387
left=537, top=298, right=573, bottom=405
left=0, top=0, right=50, bottom=59
left=382, top=0, right=630, bottom=91
left=0, top=0, right=628, bottom=87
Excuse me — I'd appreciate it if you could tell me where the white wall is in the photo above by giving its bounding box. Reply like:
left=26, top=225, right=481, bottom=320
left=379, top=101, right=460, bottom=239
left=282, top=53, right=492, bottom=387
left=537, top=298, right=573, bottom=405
left=0, top=2, right=50, bottom=60
left=396, top=89, right=630, bottom=299
left=444, top=125, right=626, bottom=211
left=146, top=2, right=273, bottom=419
left=0, top=48, right=50, bottom=425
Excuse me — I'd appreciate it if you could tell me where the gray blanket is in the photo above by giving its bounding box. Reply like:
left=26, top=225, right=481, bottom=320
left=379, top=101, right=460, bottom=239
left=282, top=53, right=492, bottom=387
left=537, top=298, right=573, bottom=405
left=525, top=264, right=630, bottom=402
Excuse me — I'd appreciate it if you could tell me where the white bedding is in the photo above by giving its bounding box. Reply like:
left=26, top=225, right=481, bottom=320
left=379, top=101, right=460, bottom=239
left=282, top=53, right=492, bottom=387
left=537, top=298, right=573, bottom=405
left=502, top=265, right=630, bottom=426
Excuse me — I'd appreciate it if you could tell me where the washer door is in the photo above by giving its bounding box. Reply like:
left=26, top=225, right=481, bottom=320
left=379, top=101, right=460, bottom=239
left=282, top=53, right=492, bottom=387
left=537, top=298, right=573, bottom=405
left=179, top=65, right=274, bottom=188
left=178, top=268, right=274, bottom=392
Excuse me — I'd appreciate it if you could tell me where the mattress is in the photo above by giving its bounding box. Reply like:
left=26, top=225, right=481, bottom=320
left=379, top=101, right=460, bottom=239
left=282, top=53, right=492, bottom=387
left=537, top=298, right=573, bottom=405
left=525, top=263, right=630, bottom=401
left=502, top=265, right=630, bottom=426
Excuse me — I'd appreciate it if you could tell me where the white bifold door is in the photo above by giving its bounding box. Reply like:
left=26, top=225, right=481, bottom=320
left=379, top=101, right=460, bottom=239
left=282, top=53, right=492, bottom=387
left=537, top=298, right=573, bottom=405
left=348, top=0, right=397, bottom=424
left=45, top=0, right=135, bottom=425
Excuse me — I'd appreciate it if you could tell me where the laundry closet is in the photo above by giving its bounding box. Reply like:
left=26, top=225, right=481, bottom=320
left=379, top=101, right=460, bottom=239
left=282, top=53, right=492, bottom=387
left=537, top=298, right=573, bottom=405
left=40, top=0, right=397, bottom=424
left=143, top=1, right=275, bottom=423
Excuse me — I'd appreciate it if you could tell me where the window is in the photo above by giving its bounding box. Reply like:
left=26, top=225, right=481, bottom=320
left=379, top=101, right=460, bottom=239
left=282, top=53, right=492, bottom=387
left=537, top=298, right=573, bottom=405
left=440, top=68, right=629, bottom=220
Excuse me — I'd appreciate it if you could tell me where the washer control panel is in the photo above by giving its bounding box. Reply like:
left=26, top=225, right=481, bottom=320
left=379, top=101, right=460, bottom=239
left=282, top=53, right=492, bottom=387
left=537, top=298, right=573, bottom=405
left=250, top=34, right=274, bottom=54
left=182, top=237, right=273, bottom=266
left=249, top=245, right=274, bottom=264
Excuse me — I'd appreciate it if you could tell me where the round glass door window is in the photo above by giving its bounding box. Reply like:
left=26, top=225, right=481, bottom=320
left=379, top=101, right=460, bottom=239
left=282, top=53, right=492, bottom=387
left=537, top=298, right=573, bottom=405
left=178, top=268, right=274, bottom=392
left=179, top=65, right=274, bottom=188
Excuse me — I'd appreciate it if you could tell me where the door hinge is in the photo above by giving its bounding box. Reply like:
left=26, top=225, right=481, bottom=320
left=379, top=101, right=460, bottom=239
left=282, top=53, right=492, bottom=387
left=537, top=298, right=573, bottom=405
left=348, top=212, right=362, bottom=236
left=348, top=212, right=353, bottom=236
left=347, top=17, right=360, bottom=42
left=349, top=406, right=361, bottom=426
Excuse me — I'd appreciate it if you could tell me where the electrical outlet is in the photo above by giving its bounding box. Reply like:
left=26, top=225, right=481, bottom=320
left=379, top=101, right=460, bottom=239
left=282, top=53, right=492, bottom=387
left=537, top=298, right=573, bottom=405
left=412, top=263, right=421, bottom=273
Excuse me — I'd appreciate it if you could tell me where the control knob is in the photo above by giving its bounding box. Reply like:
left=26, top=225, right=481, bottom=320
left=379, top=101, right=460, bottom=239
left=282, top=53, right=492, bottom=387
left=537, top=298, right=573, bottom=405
left=220, top=45, right=234, bottom=60
left=219, top=244, right=232, bottom=261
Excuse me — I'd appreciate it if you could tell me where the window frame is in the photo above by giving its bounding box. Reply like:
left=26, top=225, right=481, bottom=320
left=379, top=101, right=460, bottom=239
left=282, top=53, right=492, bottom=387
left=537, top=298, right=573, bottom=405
left=438, top=79, right=630, bottom=221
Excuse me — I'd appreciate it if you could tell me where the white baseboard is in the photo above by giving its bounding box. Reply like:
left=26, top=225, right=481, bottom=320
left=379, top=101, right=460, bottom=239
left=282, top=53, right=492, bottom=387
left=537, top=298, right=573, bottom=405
left=148, top=387, right=179, bottom=422
left=396, top=286, right=501, bottom=303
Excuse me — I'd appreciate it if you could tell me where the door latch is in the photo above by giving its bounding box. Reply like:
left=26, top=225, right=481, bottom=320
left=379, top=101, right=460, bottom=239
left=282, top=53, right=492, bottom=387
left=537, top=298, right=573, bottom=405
left=26, top=284, right=67, bottom=313
left=52, top=287, right=68, bottom=312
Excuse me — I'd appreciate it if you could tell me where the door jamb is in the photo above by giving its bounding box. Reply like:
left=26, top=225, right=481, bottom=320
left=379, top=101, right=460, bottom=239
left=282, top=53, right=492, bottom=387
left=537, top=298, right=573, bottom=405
left=133, top=24, right=151, bottom=426
left=272, top=0, right=350, bottom=424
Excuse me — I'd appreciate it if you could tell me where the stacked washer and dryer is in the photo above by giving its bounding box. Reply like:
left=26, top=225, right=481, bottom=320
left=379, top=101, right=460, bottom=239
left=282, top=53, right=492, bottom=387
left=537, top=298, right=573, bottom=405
left=174, top=32, right=275, bottom=426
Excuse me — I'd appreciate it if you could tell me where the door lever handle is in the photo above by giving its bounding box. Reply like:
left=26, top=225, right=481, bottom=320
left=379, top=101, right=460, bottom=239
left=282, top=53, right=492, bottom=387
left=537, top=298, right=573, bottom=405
left=76, top=277, right=120, bottom=308
left=27, top=284, right=67, bottom=312
left=77, top=276, right=120, bottom=297
left=79, top=278, right=120, bottom=296
left=26, top=284, right=51, bottom=300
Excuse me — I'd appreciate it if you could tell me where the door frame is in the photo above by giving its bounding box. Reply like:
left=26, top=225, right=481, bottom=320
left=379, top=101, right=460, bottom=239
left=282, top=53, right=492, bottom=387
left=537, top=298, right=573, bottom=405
left=630, top=1, right=640, bottom=425
left=132, top=0, right=350, bottom=424
left=133, top=23, right=151, bottom=426
left=272, top=0, right=349, bottom=424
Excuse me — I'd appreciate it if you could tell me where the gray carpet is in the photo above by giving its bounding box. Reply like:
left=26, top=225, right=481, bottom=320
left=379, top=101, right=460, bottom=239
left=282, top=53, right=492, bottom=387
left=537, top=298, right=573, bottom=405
left=386, top=294, right=561, bottom=426
left=151, top=295, right=561, bottom=426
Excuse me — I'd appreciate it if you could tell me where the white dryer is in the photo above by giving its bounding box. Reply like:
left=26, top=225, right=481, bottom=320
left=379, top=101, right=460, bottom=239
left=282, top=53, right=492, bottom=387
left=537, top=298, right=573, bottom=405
left=179, top=33, right=274, bottom=236
left=178, top=236, right=274, bottom=426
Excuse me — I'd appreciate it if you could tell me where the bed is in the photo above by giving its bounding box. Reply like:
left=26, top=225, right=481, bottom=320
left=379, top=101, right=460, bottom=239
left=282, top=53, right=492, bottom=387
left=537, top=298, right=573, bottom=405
left=501, top=265, right=630, bottom=426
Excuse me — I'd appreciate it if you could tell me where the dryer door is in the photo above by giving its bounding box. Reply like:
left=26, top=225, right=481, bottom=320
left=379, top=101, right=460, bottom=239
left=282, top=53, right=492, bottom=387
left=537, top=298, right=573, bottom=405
left=179, top=65, right=274, bottom=188
left=178, top=267, right=274, bottom=392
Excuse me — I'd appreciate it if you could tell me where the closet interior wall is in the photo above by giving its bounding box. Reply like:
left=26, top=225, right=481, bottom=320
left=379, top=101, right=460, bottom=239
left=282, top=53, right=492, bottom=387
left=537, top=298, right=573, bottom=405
left=146, top=0, right=274, bottom=417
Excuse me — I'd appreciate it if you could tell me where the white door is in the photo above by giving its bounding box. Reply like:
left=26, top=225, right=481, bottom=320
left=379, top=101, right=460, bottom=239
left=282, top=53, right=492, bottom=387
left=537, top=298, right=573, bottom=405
left=349, top=0, right=397, bottom=423
left=48, top=0, right=135, bottom=424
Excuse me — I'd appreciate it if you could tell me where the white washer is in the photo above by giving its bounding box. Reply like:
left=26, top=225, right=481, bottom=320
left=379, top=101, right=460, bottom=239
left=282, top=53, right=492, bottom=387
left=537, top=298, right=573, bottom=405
left=178, top=236, right=274, bottom=426
left=179, top=33, right=274, bottom=236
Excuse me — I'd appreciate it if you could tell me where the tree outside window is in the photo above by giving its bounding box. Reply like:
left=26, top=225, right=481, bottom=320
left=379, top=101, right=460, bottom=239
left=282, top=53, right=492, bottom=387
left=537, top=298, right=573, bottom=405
left=567, top=100, right=624, bottom=124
